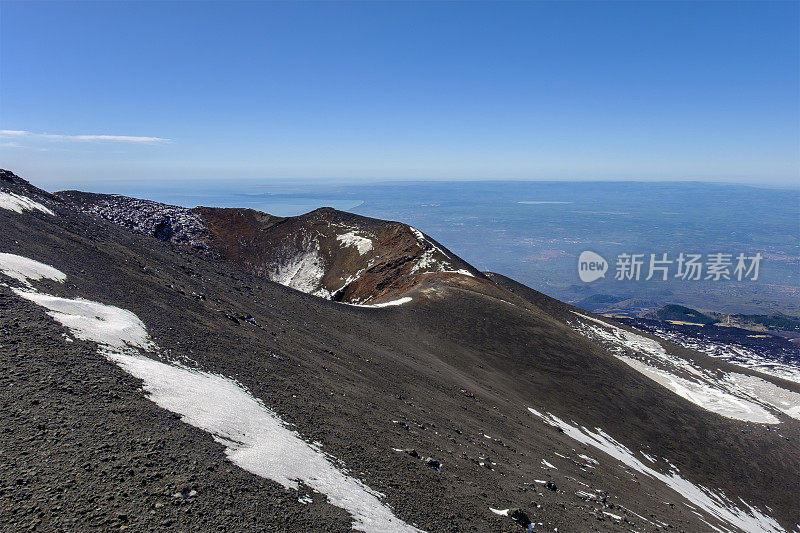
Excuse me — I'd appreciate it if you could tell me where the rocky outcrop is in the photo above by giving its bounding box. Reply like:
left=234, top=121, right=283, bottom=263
left=58, top=192, right=209, bottom=249
left=57, top=192, right=483, bottom=304
left=2, top=168, right=799, bottom=532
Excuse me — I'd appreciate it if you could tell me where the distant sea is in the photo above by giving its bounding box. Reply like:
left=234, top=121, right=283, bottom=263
left=63, top=179, right=800, bottom=315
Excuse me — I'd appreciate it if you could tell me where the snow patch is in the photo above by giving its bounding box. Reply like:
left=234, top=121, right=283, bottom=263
left=0, top=253, right=66, bottom=286
left=726, top=373, right=800, bottom=421
left=408, top=227, right=427, bottom=243
left=640, top=451, right=657, bottom=464
left=570, top=312, right=779, bottom=424
left=616, top=354, right=778, bottom=424
left=527, top=408, right=787, bottom=533
left=106, top=351, right=422, bottom=532
left=8, top=255, right=423, bottom=533
left=337, top=232, right=374, bottom=255
left=0, top=191, right=54, bottom=215
left=13, top=288, right=154, bottom=351
left=268, top=242, right=326, bottom=294
left=350, top=297, right=412, bottom=308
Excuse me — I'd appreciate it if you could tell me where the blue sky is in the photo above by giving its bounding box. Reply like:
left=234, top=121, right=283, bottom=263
left=1, top=1, right=798, bottom=187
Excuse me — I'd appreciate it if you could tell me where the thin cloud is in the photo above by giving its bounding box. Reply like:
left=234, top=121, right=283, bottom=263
left=0, top=130, right=171, bottom=144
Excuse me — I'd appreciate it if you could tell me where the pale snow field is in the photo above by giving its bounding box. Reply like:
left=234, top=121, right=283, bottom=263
left=0, top=191, right=54, bottom=215
left=13, top=289, right=155, bottom=351
left=726, top=373, right=800, bottom=421
left=6, top=254, right=424, bottom=533
left=105, top=351, right=422, bottom=533
left=349, top=297, right=413, bottom=308
left=643, top=326, right=800, bottom=385
left=268, top=241, right=327, bottom=295
left=526, top=408, right=790, bottom=533
left=570, top=312, right=797, bottom=425
left=337, top=231, right=374, bottom=255
left=615, top=354, right=778, bottom=424
left=0, top=253, right=66, bottom=286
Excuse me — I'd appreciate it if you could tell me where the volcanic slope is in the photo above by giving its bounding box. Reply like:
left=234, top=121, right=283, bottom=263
left=58, top=189, right=481, bottom=304
left=1, top=169, right=798, bottom=532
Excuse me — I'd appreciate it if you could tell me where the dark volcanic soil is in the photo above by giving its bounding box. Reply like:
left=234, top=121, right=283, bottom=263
left=1, top=171, right=799, bottom=532
left=0, top=290, right=353, bottom=532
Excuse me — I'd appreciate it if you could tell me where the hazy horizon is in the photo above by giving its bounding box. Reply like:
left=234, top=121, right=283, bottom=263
left=21, top=173, right=800, bottom=196
left=1, top=1, right=798, bottom=187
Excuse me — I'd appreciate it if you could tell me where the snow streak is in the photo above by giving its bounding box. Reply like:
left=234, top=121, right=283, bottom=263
left=0, top=253, right=66, bottom=286
left=0, top=191, right=54, bottom=215
left=337, top=231, right=374, bottom=255
left=570, top=312, right=793, bottom=424
left=7, top=255, right=423, bottom=533
left=527, top=408, right=789, bottom=533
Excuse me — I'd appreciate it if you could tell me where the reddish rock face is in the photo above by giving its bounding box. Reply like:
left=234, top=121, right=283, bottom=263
left=189, top=206, right=483, bottom=303
left=58, top=192, right=482, bottom=304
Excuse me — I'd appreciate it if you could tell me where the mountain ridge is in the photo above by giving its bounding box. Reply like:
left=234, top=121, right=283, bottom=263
left=1, top=169, right=799, bottom=532
left=57, top=189, right=483, bottom=304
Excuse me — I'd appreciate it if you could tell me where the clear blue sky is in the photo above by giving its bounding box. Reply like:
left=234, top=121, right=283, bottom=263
left=1, top=1, right=798, bottom=187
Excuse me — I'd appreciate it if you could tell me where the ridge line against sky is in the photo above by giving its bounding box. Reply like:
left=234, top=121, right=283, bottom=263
left=0, top=1, right=797, bottom=186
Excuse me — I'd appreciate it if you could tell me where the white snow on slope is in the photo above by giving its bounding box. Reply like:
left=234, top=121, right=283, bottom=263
left=408, top=226, right=474, bottom=277
left=726, top=373, right=800, bottom=421
left=615, top=354, right=778, bottom=424
left=639, top=325, right=800, bottom=385
left=526, top=408, right=789, bottom=533
left=0, top=191, right=54, bottom=215
left=8, top=258, right=423, bottom=533
left=268, top=242, right=326, bottom=295
left=337, top=231, right=374, bottom=255
left=408, top=227, right=428, bottom=244
left=0, top=253, right=66, bottom=286
left=574, top=312, right=682, bottom=367
left=107, top=351, right=423, bottom=533
left=570, top=312, right=780, bottom=424
left=13, top=289, right=155, bottom=351
left=350, top=297, right=413, bottom=308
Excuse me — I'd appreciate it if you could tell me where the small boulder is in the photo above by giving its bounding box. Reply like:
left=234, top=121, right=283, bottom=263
left=424, top=457, right=442, bottom=471
left=508, top=508, right=533, bottom=530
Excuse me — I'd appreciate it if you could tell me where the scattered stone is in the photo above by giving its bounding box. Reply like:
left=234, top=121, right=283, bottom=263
left=424, top=457, right=442, bottom=471
left=508, top=508, right=533, bottom=530
left=172, top=488, right=197, bottom=499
